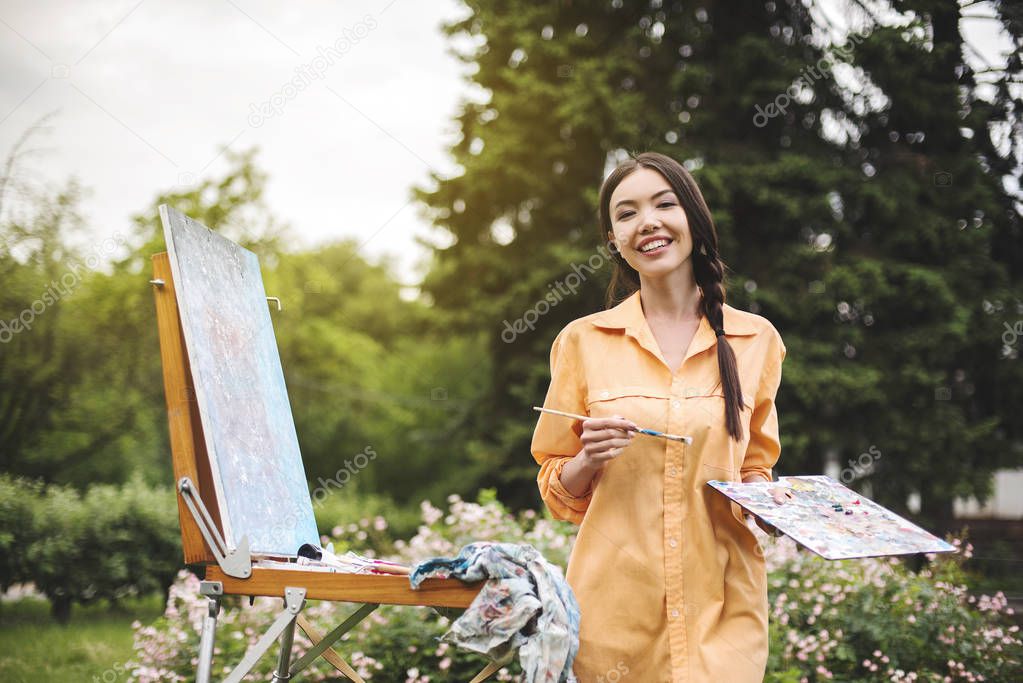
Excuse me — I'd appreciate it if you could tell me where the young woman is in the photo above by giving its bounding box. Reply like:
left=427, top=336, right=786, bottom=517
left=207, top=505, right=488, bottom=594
left=532, top=152, right=787, bottom=682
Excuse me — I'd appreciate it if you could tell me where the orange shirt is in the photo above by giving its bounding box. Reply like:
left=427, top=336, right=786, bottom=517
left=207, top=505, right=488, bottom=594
left=531, top=290, right=786, bottom=683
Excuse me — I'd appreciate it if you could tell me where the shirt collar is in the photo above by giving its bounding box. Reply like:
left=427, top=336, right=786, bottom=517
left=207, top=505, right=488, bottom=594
left=592, top=290, right=758, bottom=334
left=590, top=290, right=758, bottom=364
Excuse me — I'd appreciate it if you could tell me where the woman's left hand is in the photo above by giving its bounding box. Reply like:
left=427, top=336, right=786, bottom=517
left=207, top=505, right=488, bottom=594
left=741, top=474, right=789, bottom=537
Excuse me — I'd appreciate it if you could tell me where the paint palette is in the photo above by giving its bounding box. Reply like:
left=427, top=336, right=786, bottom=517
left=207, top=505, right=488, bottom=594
left=708, top=475, right=956, bottom=560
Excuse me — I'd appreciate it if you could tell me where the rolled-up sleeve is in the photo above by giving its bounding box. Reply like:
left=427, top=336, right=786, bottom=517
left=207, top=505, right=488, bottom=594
left=740, top=326, right=787, bottom=483
left=531, top=325, right=591, bottom=525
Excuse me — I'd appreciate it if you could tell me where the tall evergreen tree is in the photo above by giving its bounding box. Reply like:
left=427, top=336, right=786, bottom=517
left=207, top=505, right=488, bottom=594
left=414, top=0, right=1023, bottom=518
left=773, top=0, right=1023, bottom=521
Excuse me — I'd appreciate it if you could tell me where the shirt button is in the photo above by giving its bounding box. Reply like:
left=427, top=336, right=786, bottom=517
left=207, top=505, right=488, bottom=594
left=669, top=466, right=678, bottom=477
left=669, top=537, right=678, bottom=548
left=671, top=609, right=680, bottom=619
left=671, top=400, right=681, bottom=409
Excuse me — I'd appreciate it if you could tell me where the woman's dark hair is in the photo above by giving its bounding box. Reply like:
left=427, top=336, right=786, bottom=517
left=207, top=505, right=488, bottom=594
left=598, top=151, right=745, bottom=441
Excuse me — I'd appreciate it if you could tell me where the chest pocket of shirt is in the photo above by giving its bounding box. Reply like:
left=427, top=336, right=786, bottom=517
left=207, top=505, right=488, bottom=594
left=585, top=386, right=670, bottom=427
left=684, top=391, right=755, bottom=474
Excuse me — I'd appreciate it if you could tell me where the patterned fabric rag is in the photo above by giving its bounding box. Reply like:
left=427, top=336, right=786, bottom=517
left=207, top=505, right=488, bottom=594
left=409, top=541, right=580, bottom=683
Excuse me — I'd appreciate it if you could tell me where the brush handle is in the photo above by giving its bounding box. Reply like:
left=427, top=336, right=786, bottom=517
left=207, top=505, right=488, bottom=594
left=533, top=407, right=692, bottom=444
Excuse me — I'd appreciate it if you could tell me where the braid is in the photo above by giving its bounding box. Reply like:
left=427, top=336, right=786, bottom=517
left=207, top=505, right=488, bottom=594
left=695, top=250, right=745, bottom=441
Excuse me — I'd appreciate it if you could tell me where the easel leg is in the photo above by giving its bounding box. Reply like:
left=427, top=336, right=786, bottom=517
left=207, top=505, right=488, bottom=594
left=291, top=606, right=378, bottom=682
left=196, top=596, right=221, bottom=683
left=223, top=587, right=306, bottom=683
left=470, top=651, right=516, bottom=683
left=270, top=616, right=297, bottom=681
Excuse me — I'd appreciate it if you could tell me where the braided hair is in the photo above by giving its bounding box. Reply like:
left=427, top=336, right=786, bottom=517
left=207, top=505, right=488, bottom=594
left=598, top=151, right=745, bottom=441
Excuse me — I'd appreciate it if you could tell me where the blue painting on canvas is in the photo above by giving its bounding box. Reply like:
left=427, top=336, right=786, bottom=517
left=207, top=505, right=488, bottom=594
left=161, top=206, right=318, bottom=556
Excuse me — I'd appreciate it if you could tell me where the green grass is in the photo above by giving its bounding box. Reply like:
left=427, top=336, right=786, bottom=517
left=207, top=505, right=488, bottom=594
left=0, top=594, right=164, bottom=682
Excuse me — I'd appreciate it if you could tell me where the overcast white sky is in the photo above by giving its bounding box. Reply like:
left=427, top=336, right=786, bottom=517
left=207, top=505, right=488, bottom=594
left=0, top=0, right=475, bottom=286
left=0, top=1, right=1013, bottom=288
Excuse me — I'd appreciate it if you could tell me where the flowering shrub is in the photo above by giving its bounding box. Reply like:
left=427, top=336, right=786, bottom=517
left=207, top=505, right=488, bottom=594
left=127, top=490, right=572, bottom=681
left=128, top=491, right=1021, bottom=682
left=764, top=538, right=1021, bottom=682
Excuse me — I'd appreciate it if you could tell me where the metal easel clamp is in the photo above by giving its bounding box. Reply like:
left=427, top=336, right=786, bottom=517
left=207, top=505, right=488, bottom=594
left=178, top=476, right=252, bottom=579
left=199, top=581, right=223, bottom=597
left=283, top=587, right=305, bottom=614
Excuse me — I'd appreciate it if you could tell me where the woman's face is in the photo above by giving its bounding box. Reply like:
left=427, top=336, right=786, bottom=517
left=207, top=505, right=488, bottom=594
left=607, top=167, right=694, bottom=279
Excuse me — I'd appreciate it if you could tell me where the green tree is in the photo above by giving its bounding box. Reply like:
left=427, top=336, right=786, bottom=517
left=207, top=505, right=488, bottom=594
left=414, top=0, right=1023, bottom=519
left=0, top=176, right=104, bottom=482
left=265, top=242, right=492, bottom=505
left=0, top=146, right=290, bottom=486
left=763, top=1, right=1023, bottom=521
left=1, top=137, right=494, bottom=510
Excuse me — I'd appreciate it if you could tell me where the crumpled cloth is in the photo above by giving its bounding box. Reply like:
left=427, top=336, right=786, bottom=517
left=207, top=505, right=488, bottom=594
left=409, top=541, right=579, bottom=683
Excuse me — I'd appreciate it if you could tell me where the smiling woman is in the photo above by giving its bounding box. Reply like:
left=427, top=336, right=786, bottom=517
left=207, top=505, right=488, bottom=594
left=531, top=151, right=787, bottom=682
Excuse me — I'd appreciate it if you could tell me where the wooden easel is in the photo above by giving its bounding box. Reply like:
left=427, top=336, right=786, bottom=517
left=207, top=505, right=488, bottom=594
left=151, top=244, right=507, bottom=682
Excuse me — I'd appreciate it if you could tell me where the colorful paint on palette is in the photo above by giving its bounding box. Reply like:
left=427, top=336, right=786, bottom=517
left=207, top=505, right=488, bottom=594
left=707, top=475, right=956, bottom=560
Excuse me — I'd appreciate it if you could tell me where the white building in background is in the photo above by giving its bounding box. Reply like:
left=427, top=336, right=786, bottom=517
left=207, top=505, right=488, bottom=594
left=821, top=449, right=1023, bottom=519
left=954, top=469, right=1023, bottom=519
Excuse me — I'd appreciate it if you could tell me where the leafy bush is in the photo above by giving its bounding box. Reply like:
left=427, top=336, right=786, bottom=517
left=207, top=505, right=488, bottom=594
left=0, top=474, right=41, bottom=592
left=6, top=476, right=182, bottom=622
left=129, top=492, right=1021, bottom=682
left=765, top=538, right=1021, bottom=682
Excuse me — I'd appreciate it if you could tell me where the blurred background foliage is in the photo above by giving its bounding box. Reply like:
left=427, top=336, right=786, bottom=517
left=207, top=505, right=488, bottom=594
left=0, top=145, right=492, bottom=509
left=1, top=0, right=1022, bottom=626
left=412, top=0, right=1023, bottom=521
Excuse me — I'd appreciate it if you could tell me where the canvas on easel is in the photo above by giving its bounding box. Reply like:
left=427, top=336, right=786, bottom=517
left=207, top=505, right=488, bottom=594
left=151, top=205, right=501, bottom=683
left=708, top=475, right=957, bottom=560
left=161, top=206, right=317, bottom=556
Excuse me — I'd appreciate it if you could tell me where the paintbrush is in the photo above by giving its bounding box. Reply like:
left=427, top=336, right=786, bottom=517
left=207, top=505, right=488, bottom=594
left=533, top=406, right=693, bottom=444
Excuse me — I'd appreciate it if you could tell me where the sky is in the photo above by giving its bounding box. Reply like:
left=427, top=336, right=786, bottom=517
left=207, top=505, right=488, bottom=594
left=0, top=0, right=476, bottom=287
left=0, top=1, right=1014, bottom=289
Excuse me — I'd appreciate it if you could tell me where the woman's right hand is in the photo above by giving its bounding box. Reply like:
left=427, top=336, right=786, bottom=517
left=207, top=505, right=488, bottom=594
left=578, top=415, right=639, bottom=469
